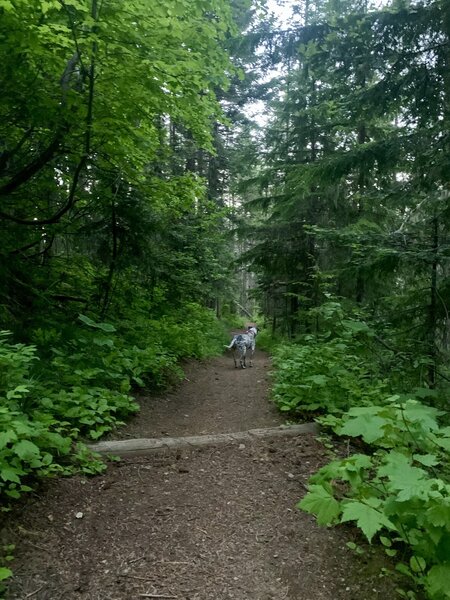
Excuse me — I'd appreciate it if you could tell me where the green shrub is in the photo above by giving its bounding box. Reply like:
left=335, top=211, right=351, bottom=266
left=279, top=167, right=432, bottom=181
left=41, top=388, right=138, bottom=440
left=272, top=337, right=388, bottom=415
left=0, top=331, right=38, bottom=410
left=254, top=328, right=284, bottom=352
left=299, top=398, right=450, bottom=599
left=146, top=302, right=227, bottom=360
left=0, top=333, right=107, bottom=503
left=0, top=302, right=227, bottom=505
left=269, top=306, right=392, bottom=415
left=0, top=324, right=137, bottom=503
left=269, top=302, right=450, bottom=598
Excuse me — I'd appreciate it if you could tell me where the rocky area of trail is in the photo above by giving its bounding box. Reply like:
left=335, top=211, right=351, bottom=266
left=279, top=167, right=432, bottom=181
left=1, top=349, right=402, bottom=600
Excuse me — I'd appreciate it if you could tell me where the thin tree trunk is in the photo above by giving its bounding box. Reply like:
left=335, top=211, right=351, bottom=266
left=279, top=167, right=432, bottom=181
left=100, top=198, right=118, bottom=319
left=428, top=213, right=439, bottom=387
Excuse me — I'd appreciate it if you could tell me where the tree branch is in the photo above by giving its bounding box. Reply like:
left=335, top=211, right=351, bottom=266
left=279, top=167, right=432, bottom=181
left=9, top=239, right=42, bottom=255
left=0, top=128, right=35, bottom=174
left=0, top=134, right=63, bottom=197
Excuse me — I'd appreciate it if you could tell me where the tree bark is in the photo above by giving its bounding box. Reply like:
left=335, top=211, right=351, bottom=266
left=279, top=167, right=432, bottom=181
left=427, top=213, right=439, bottom=387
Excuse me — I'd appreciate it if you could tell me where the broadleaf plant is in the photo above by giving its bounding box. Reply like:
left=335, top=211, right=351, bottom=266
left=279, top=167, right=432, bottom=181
left=300, top=398, right=450, bottom=599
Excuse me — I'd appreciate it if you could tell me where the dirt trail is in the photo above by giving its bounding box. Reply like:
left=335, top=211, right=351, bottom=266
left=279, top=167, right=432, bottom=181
left=2, top=350, right=398, bottom=600
left=114, top=349, right=281, bottom=439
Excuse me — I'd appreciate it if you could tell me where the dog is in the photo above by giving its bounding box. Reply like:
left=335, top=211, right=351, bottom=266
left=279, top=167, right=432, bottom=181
left=225, top=326, right=258, bottom=369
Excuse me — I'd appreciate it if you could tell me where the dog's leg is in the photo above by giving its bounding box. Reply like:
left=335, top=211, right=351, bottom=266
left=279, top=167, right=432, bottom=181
left=233, top=344, right=241, bottom=369
left=241, top=347, right=246, bottom=369
left=248, top=341, right=255, bottom=367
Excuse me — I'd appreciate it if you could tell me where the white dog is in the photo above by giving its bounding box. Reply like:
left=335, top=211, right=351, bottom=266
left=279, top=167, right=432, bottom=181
left=225, top=326, right=258, bottom=369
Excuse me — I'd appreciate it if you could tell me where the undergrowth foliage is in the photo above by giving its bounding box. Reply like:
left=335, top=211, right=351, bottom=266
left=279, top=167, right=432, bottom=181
left=270, top=302, right=450, bottom=600
left=272, top=338, right=389, bottom=414
left=301, top=400, right=450, bottom=599
left=0, top=304, right=225, bottom=507
left=271, top=303, right=390, bottom=416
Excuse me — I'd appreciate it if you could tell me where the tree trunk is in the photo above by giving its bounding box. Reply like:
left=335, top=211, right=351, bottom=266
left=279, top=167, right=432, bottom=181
left=427, top=213, right=439, bottom=387
left=100, top=196, right=119, bottom=319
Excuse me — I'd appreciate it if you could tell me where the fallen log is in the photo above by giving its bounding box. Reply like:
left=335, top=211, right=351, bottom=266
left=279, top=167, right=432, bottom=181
left=89, top=423, right=318, bottom=457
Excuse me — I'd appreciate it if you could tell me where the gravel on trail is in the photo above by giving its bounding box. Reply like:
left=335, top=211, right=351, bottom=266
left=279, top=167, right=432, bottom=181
left=1, top=349, right=401, bottom=600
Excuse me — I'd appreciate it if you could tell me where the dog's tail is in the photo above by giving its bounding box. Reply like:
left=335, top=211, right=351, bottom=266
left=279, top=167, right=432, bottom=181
left=225, top=334, right=242, bottom=350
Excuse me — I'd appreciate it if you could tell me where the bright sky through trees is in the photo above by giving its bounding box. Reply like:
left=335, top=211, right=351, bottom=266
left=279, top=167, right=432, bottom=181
left=266, top=0, right=300, bottom=25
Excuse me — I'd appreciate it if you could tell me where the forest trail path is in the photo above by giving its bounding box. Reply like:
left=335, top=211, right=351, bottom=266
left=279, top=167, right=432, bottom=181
left=111, top=349, right=281, bottom=439
left=4, top=349, right=396, bottom=600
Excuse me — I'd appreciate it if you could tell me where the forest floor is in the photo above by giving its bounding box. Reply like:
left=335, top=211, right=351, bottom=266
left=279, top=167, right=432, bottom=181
left=2, top=349, right=403, bottom=600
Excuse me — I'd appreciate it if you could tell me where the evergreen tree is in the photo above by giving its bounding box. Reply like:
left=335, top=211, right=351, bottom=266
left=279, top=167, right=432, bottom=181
left=240, top=0, right=450, bottom=384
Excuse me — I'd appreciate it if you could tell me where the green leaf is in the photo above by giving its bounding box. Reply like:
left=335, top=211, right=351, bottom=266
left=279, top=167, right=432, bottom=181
left=346, top=541, right=364, bottom=555
left=0, top=0, right=14, bottom=11
left=339, top=414, right=387, bottom=444
left=426, top=564, right=450, bottom=597
left=13, top=439, right=41, bottom=460
left=12, top=420, right=32, bottom=436
left=402, top=401, right=441, bottom=432
left=340, top=500, right=396, bottom=542
left=5, top=488, right=21, bottom=499
left=413, top=453, right=439, bottom=467
left=6, top=385, right=30, bottom=399
left=395, top=562, right=413, bottom=579
left=0, top=466, right=21, bottom=483
left=380, top=536, right=392, bottom=547
left=409, top=555, right=426, bottom=573
left=78, top=314, right=116, bottom=333
left=435, top=437, right=450, bottom=452
left=0, top=567, right=12, bottom=582
left=306, top=374, right=328, bottom=385
left=93, top=337, right=114, bottom=347
left=378, top=452, right=427, bottom=500
left=63, top=0, right=89, bottom=9
left=342, top=320, right=372, bottom=334
left=0, top=430, right=17, bottom=448
left=297, top=484, right=341, bottom=525
left=78, top=314, right=96, bottom=327
left=95, top=322, right=116, bottom=333
left=41, top=0, right=59, bottom=14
